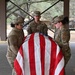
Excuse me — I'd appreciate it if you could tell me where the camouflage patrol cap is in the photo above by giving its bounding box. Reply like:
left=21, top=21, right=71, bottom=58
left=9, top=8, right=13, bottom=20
left=33, top=11, right=41, bottom=16
left=52, top=15, right=64, bottom=24
left=13, top=16, right=24, bottom=24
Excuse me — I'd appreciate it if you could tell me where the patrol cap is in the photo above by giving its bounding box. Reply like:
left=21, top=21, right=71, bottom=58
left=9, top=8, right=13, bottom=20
left=52, top=15, right=69, bottom=25
left=52, top=15, right=64, bottom=24
left=33, top=11, right=41, bottom=16
left=13, top=16, right=24, bottom=24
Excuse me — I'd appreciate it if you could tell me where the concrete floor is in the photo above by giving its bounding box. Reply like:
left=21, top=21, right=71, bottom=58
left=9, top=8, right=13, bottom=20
left=65, top=42, right=75, bottom=75
left=0, top=43, right=12, bottom=75
left=0, top=42, right=75, bottom=75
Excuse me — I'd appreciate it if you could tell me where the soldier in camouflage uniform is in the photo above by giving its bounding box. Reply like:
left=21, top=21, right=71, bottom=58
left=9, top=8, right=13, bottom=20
left=6, top=16, right=24, bottom=75
left=27, top=11, right=48, bottom=36
left=52, top=15, right=71, bottom=67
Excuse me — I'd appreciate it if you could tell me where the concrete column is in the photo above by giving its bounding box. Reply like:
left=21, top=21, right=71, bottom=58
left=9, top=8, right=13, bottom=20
left=0, top=0, right=6, bottom=41
left=64, top=0, right=69, bottom=17
left=63, top=0, right=69, bottom=28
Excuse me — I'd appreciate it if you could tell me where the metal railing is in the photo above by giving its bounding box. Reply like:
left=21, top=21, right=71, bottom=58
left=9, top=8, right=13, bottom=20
left=9, top=0, right=60, bottom=30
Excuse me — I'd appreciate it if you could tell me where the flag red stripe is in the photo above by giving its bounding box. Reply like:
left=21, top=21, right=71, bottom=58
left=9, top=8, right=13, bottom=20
left=49, top=38, right=57, bottom=75
left=59, top=67, right=65, bottom=75
left=40, top=34, right=45, bottom=75
left=19, top=46, right=24, bottom=58
left=55, top=49, right=64, bottom=69
left=14, top=59, right=22, bottom=75
left=28, top=33, right=36, bottom=75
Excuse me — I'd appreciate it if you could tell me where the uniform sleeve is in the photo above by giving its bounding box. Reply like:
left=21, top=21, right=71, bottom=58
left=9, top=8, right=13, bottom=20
left=8, top=35, right=19, bottom=55
left=27, top=24, right=32, bottom=35
left=43, top=24, right=48, bottom=36
left=61, top=29, right=70, bottom=44
left=7, top=35, right=19, bottom=68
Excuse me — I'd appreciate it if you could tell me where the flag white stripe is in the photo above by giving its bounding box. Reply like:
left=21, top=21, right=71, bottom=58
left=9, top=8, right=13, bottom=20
left=45, top=36, right=51, bottom=75
left=24, top=34, right=31, bottom=42
left=56, top=45, right=60, bottom=57
left=34, top=33, right=42, bottom=75
left=22, top=36, right=31, bottom=75
left=54, top=57, right=64, bottom=75
left=16, top=52, right=24, bottom=75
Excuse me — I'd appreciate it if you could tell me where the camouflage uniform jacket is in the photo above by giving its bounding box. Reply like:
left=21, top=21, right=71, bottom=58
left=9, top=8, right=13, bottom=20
left=27, top=21, right=48, bottom=36
left=6, top=28, right=24, bottom=68
left=54, top=26, right=71, bottom=66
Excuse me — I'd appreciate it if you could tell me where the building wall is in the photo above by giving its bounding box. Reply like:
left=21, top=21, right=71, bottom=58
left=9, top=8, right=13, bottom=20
left=0, top=0, right=6, bottom=41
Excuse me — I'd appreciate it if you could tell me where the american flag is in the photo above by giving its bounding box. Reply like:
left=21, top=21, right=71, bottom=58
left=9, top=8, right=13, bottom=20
left=14, top=33, right=65, bottom=75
